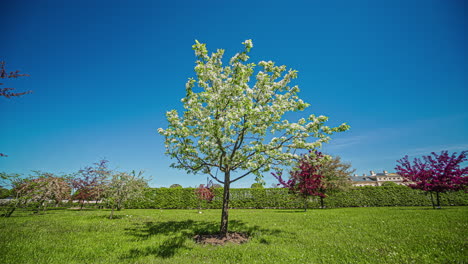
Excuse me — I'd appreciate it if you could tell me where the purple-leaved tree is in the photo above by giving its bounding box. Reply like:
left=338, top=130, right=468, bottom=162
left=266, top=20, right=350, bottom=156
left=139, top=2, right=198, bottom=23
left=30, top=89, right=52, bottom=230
left=395, top=150, right=468, bottom=209
left=195, top=178, right=215, bottom=213
left=273, top=151, right=326, bottom=211
left=72, top=160, right=111, bottom=209
left=1, top=61, right=32, bottom=157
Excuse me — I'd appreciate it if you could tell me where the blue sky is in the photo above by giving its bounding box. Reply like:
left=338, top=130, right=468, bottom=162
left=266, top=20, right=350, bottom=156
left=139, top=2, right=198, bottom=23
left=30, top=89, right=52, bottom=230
left=1, top=0, right=467, bottom=188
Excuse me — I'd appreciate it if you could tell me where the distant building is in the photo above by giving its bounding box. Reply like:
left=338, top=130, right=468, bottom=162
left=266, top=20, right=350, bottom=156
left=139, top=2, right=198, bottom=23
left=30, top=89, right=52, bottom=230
left=350, top=170, right=407, bottom=187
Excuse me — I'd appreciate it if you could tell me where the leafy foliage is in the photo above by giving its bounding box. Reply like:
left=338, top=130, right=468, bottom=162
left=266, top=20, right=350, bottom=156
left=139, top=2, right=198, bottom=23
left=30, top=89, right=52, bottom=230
left=318, top=155, right=354, bottom=192
left=125, top=187, right=468, bottom=209
left=316, top=155, right=354, bottom=208
left=381, top=181, right=399, bottom=187
left=395, top=150, right=468, bottom=208
left=250, top=183, right=264, bottom=188
left=0, top=187, right=10, bottom=199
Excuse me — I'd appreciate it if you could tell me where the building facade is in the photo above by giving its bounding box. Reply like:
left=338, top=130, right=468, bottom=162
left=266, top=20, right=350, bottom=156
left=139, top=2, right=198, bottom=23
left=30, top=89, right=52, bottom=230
left=350, top=170, right=407, bottom=187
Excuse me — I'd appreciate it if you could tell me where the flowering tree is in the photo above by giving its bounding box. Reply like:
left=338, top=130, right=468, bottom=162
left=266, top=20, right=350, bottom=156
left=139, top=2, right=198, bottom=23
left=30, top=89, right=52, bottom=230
left=273, top=151, right=326, bottom=211
left=0, top=61, right=31, bottom=98
left=1, top=173, right=27, bottom=217
left=30, top=172, right=72, bottom=210
left=22, top=172, right=71, bottom=213
left=2, top=172, right=71, bottom=216
left=1, top=61, right=32, bottom=157
left=72, top=160, right=111, bottom=209
left=104, top=170, right=147, bottom=219
left=194, top=179, right=215, bottom=213
left=158, top=40, right=349, bottom=235
left=395, top=150, right=468, bottom=209
left=41, top=174, right=72, bottom=207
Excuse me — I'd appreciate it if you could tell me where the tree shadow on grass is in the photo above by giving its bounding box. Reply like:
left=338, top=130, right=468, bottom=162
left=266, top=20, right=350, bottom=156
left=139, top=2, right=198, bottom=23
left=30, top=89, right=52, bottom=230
left=121, top=219, right=283, bottom=259
left=395, top=207, right=450, bottom=211
left=272, top=209, right=309, bottom=213
left=86, top=214, right=127, bottom=220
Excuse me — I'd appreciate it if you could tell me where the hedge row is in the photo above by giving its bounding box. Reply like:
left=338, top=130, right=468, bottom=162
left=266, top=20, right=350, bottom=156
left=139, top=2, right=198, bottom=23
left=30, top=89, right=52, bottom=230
left=127, top=186, right=468, bottom=209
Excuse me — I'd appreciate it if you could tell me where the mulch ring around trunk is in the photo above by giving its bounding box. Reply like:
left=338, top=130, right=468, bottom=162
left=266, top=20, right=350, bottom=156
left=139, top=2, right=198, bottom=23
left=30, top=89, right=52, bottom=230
left=194, top=232, right=249, bottom=245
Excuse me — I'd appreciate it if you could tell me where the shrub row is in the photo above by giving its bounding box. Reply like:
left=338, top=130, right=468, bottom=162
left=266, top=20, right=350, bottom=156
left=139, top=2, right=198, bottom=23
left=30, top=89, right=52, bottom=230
left=127, top=186, right=468, bottom=209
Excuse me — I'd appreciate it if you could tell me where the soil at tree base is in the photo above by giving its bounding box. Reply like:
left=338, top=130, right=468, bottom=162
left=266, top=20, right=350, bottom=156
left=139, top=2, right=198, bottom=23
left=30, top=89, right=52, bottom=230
left=193, top=232, right=249, bottom=245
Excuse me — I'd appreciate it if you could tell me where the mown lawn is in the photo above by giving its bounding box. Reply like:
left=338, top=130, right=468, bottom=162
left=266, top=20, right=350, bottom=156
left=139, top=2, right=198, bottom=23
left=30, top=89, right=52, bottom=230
left=0, top=207, right=467, bottom=263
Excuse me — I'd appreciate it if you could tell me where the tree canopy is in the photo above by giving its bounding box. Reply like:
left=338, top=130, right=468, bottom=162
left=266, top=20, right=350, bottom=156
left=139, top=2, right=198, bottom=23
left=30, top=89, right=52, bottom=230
left=395, top=150, right=467, bottom=208
left=158, top=39, right=349, bottom=235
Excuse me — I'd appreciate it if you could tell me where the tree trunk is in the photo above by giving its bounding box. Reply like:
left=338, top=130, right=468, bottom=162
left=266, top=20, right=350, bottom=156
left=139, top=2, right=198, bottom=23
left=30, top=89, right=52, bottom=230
left=436, top=192, right=441, bottom=209
left=320, top=196, right=324, bottom=209
left=117, top=199, right=122, bottom=211
left=430, top=192, right=435, bottom=209
left=220, top=171, right=230, bottom=236
left=4, top=198, right=21, bottom=217
left=109, top=207, right=115, bottom=219
left=5, top=206, right=16, bottom=217
left=303, top=197, right=308, bottom=212
left=35, top=201, right=44, bottom=214
left=4, top=200, right=18, bottom=217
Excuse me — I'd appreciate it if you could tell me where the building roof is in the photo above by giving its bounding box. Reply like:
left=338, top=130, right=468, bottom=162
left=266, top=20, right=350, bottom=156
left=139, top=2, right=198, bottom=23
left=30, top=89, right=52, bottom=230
left=350, top=171, right=402, bottom=182
left=351, top=177, right=376, bottom=182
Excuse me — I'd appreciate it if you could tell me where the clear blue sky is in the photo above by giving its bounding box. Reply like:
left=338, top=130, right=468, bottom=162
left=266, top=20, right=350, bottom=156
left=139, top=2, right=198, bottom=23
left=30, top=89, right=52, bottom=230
left=2, top=0, right=467, bottom=187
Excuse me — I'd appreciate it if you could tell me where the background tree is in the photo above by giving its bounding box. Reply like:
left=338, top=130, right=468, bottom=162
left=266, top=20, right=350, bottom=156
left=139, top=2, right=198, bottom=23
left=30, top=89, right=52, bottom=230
left=72, top=160, right=111, bottom=209
left=316, top=155, right=354, bottom=208
left=1, top=61, right=32, bottom=157
left=274, top=151, right=326, bottom=211
left=170, top=184, right=183, bottom=189
left=250, top=183, right=264, bottom=189
left=0, top=173, right=27, bottom=217
left=0, top=187, right=10, bottom=199
left=159, top=40, right=349, bottom=236
left=38, top=173, right=72, bottom=207
left=8, top=172, right=71, bottom=214
left=252, top=174, right=266, bottom=188
left=395, top=150, right=468, bottom=209
left=104, top=170, right=148, bottom=219
left=194, top=178, right=215, bottom=213
left=381, top=181, right=399, bottom=187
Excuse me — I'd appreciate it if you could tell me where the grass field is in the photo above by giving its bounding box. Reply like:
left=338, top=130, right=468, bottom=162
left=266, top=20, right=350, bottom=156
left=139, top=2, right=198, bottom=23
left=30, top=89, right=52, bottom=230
left=0, top=207, right=467, bottom=263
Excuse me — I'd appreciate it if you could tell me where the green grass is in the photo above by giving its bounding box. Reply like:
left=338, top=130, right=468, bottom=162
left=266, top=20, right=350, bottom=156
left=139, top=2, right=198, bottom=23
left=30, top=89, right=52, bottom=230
left=0, top=207, right=467, bottom=263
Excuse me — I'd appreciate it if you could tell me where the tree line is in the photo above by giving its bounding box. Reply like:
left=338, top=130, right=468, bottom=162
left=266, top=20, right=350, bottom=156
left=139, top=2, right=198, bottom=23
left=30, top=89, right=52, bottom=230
left=0, top=160, right=148, bottom=219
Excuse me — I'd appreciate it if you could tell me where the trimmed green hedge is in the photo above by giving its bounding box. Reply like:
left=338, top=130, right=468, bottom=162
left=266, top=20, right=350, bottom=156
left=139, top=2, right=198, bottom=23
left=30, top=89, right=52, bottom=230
left=127, top=186, right=468, bottom=209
